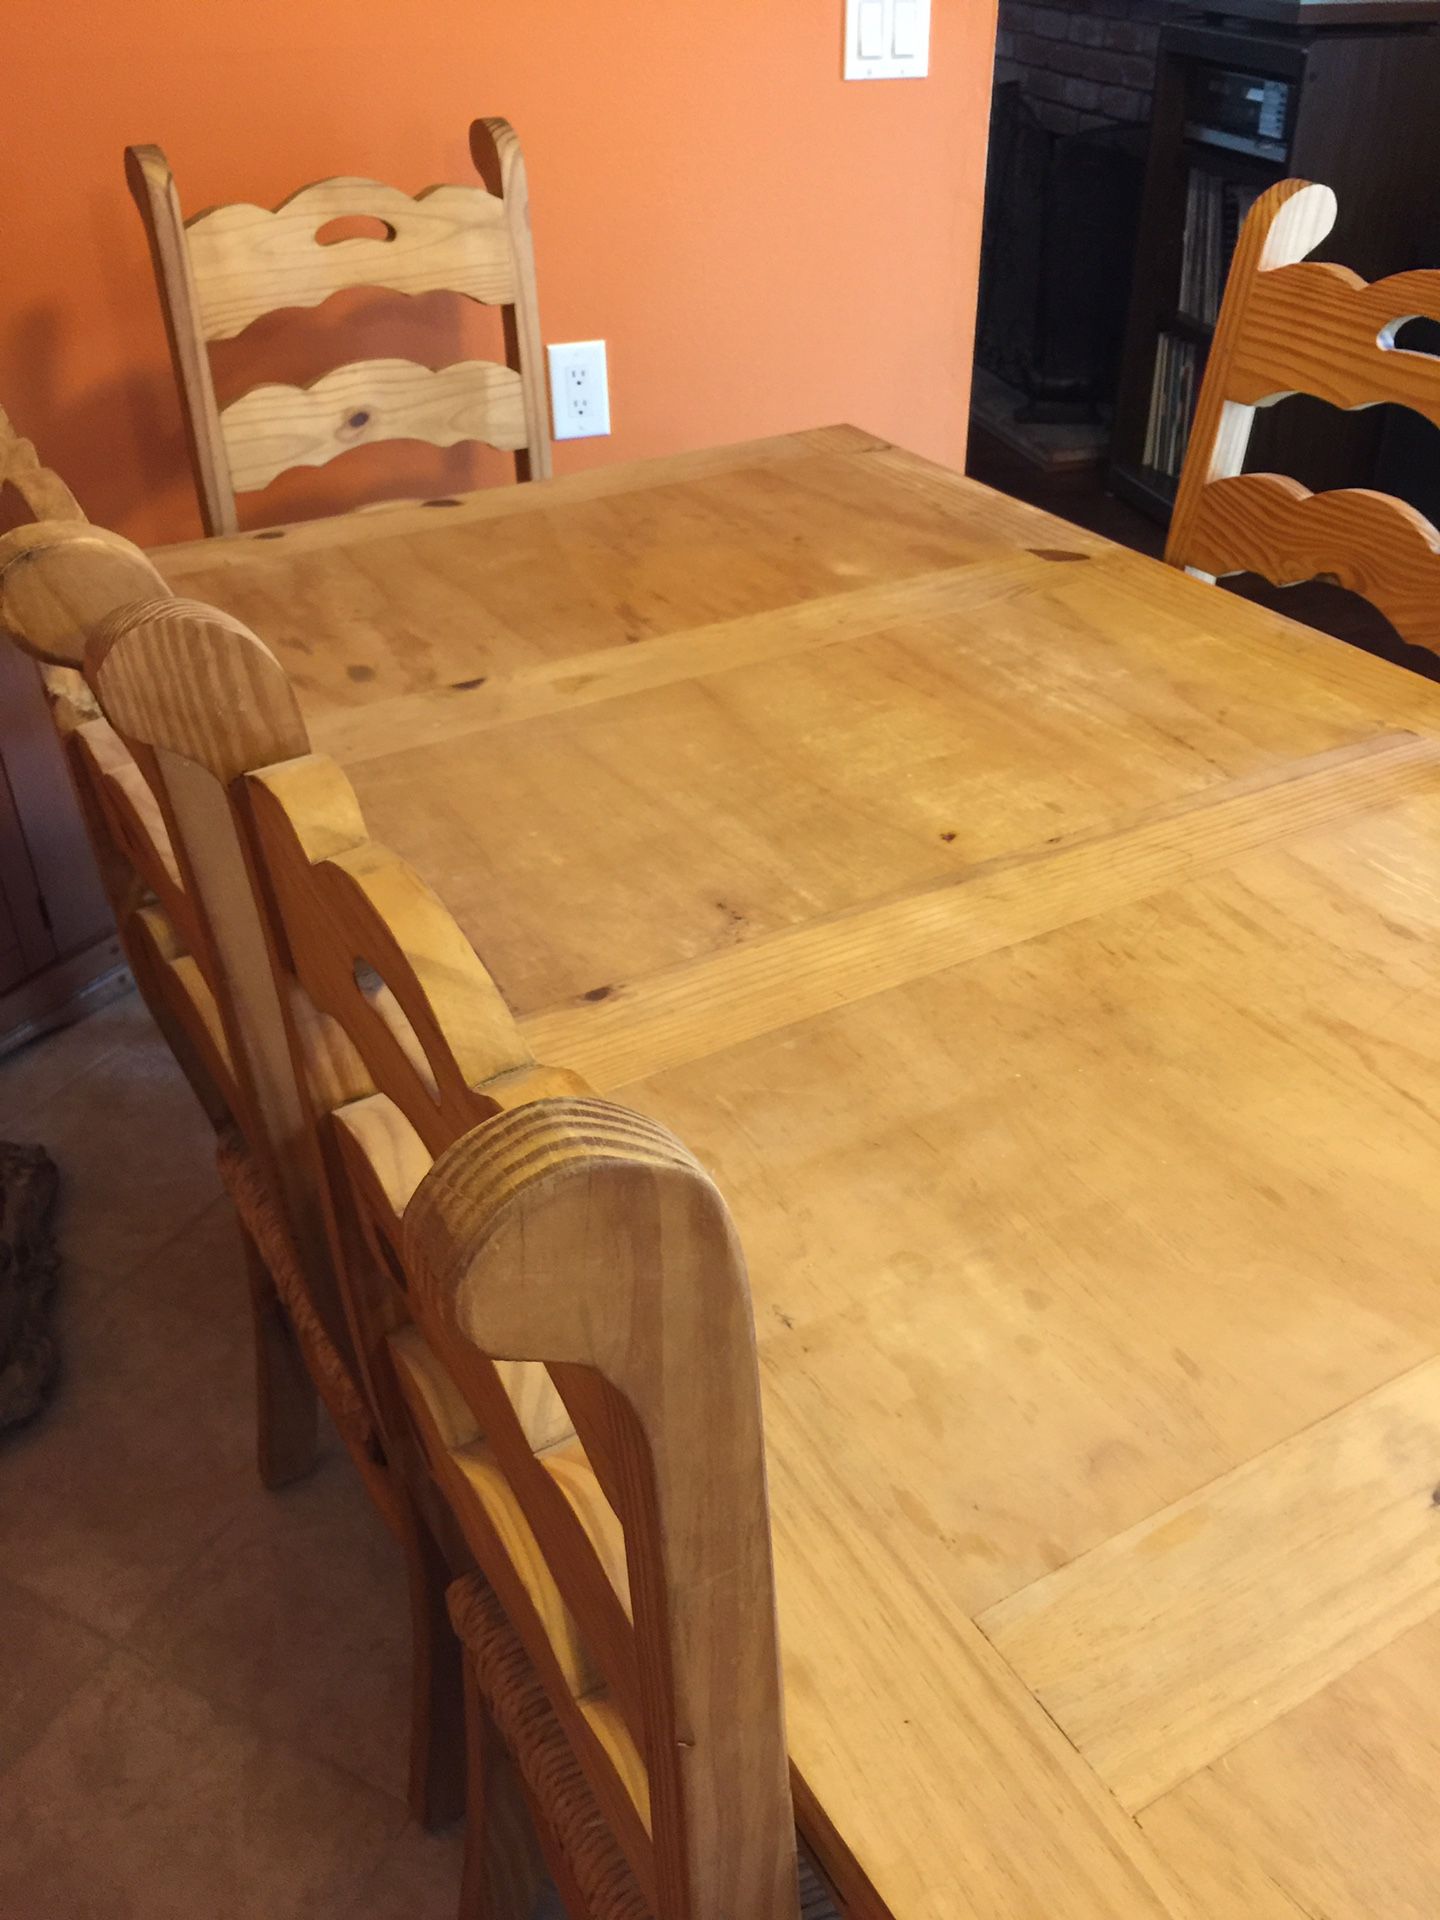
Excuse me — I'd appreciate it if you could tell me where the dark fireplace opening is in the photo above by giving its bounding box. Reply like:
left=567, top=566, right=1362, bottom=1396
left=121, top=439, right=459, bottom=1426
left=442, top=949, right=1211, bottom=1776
left=975, top=80, right=1145, bottom=424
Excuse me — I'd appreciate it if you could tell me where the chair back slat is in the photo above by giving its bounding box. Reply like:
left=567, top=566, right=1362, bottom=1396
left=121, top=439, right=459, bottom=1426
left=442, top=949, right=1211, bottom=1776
left=220, top=357, right=528, bottom=495
left=1230, top=261, right=1440, bottom=429
left=184, top=178, right=518, bottom=341
left=127, top=119, right=552, bottom=536
left=1168, top=177, right=1440, bottom=655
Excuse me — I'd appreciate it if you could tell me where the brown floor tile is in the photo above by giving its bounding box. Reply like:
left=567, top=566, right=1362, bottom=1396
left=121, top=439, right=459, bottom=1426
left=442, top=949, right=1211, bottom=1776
left=118, top=1193, right=251, bottom=1333
left=12, top=999, right=218, bottom=1282
left=0, top=1650, right=406, bottom=1920
left=0, top=1574, right=110, bottom=1772
left=340, top=1820, right=466, bottom=1920
left=0, top=1205, right=258, bottom=1637
left=0, top=988, right=148, bottom=1136
left=125, top=1455, right=413, bottom=1802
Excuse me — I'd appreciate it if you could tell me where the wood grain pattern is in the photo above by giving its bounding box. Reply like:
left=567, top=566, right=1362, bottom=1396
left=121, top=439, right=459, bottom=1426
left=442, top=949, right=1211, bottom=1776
left=523, top=731, right=1440, bottom=1089
left=1181, top=471, right=1440, bottom=639
left=183, top=177, right=517, bottom=340
left=1141, top=1612, right=1440, bottom=1920
left=85, top=586, right=801, bottom=1911
left=1233, top=260, right=1440, bottom=427
left=306, top=552, right=1052, bottom=767
left=0, top=520, right=168, bottom=670
left=221, top=358, right=528, bottom=493
left=406, top=1096, right=799, bottom=1920
left=127, top=121, right=550, bottom=532
left=471, top=117, right=552, bottom=483
left=138, top=427, right=1440, bottom=1919
left=238, top=750, right=544, bottom=1156
left=86, top=599, right=340, bottom=1334
left=1168, top=177, right=1440, bottom=653
left=152, top=427, right=885, bottom=569
left=126, top=144, right=237, bottom=534
left=980, top=1357, right=1440, bottom=1811
left=75, top=588, right=477, bottom=1823
left=1169, top=179, right=1339, bottom=576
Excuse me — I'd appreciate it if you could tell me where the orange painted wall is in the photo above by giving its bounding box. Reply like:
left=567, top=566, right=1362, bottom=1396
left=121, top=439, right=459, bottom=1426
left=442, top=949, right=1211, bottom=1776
left=3, top=1, right=996, bottom=546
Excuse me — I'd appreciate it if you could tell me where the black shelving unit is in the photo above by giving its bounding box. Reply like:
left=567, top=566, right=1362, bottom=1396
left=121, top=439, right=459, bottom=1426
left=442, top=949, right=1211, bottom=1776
left=1110, top=12, right=1440, bottom=525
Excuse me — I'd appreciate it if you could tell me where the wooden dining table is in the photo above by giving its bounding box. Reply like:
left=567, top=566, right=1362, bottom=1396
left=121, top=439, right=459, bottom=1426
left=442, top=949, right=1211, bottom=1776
left=153, top=424, right=1440, bottom=1920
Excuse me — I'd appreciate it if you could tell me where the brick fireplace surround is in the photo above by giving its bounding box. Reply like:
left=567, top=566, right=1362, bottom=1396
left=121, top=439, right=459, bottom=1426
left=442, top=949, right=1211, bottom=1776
left=994, top=0, right=1176, bottom=133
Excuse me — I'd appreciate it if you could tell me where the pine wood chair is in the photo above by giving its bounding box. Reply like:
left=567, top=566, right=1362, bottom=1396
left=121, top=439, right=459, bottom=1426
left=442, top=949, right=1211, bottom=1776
left=83, top=593, right=813, bottom=1920
left=1167, top=176, right=1440, bottom=654
left=126, top=116, right=552, bottom=536
left=0, top=443, right=462, bottom=1826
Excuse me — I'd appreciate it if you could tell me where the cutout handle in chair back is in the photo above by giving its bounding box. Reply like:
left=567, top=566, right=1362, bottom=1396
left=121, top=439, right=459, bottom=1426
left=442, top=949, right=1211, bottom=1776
left=1167, top=177, right=1440, bottom=654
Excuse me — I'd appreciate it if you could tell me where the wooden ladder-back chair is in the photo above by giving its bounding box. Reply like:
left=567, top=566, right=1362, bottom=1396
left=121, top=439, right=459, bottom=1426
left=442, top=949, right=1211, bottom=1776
left=84, top=596, right=810, bottom=1920
left=1167, top=176, right=1440, bottom=653
left=126, top=116, right=552, bottom=536
left=0, top=464, right=462, bottom=1826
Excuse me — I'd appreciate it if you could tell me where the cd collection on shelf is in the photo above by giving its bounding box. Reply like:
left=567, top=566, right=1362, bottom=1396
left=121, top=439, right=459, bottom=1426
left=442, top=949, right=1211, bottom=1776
left=1142, top=333, right=1199, bottom=480
left=1142, top=169, right=1260, bottom=479
left=1178, top=168, right=1260, bottom=325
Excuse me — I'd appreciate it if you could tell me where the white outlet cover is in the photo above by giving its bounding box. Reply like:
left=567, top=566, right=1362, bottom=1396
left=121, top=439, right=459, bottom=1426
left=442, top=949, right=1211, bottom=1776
left=547, top=339, right=611, bottom=441
left=844, top=0, right=930, bottom=78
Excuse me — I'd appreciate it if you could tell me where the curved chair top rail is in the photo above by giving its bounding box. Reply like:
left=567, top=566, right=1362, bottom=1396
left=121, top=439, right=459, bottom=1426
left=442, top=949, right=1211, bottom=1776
left=1167, top=177, right=1440, bottom=657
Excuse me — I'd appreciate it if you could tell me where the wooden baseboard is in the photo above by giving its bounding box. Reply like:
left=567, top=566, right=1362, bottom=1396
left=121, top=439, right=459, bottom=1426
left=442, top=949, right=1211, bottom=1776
left=0, top=935, right=130, bottom=1059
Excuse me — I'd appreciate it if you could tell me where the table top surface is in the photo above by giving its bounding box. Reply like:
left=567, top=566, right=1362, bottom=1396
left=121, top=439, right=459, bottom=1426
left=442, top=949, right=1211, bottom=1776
left=157, top=426, right=1440, bottom=1920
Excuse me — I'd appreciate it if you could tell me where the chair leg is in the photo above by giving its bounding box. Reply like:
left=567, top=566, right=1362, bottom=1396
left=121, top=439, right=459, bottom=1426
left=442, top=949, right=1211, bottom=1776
left=240, top=1225, right=319, bottom=1489
left=458, top=1657, right=548, bottom=1920
left=399, top=1493, right=467, bottom=1829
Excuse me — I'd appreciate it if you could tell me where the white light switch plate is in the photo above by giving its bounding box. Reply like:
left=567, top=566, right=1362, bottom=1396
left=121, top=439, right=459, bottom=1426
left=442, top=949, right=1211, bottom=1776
left=548, top=339, right=611, bottom=440
left=844, top=0, right=930, bottom=78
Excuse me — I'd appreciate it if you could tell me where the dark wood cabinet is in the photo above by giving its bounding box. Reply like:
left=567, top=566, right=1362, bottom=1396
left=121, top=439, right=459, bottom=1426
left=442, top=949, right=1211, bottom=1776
left=1111, top=14, right=1440, bottom=523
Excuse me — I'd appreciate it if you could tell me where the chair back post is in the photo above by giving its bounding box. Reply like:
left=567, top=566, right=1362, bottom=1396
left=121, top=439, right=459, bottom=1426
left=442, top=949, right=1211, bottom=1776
left=406, top=1097, right=799, bottom=1920
left=126, top=145, right=237, bottom=537
left=0, top=519, right=168, bottom=672
left=469, top=116, right=552, bottom=482
left=1167, top=177, right=1339, bottom=578
left=0, top=405, right=83, bottom=523
left=85, top=597, right=336, bottom=1310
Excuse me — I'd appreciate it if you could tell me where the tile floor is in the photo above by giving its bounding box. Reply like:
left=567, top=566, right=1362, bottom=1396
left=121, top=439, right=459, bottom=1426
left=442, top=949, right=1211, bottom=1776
left=0, top=986, right=467, bottom=1919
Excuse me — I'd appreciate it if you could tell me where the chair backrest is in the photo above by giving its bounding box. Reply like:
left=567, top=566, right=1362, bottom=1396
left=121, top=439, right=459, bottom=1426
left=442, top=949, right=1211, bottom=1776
left=1167, top=177, right=1440, bottom=654
left=83, top=597, right=800, bottom=1920
left=127, top=117, right=552, bottom=536
left=0, top=490, right=348, bottom=1381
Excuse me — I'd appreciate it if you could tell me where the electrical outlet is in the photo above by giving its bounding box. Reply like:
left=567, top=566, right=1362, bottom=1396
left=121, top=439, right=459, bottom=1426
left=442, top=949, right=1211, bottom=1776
left=547, top=340, right=611, bottom=441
